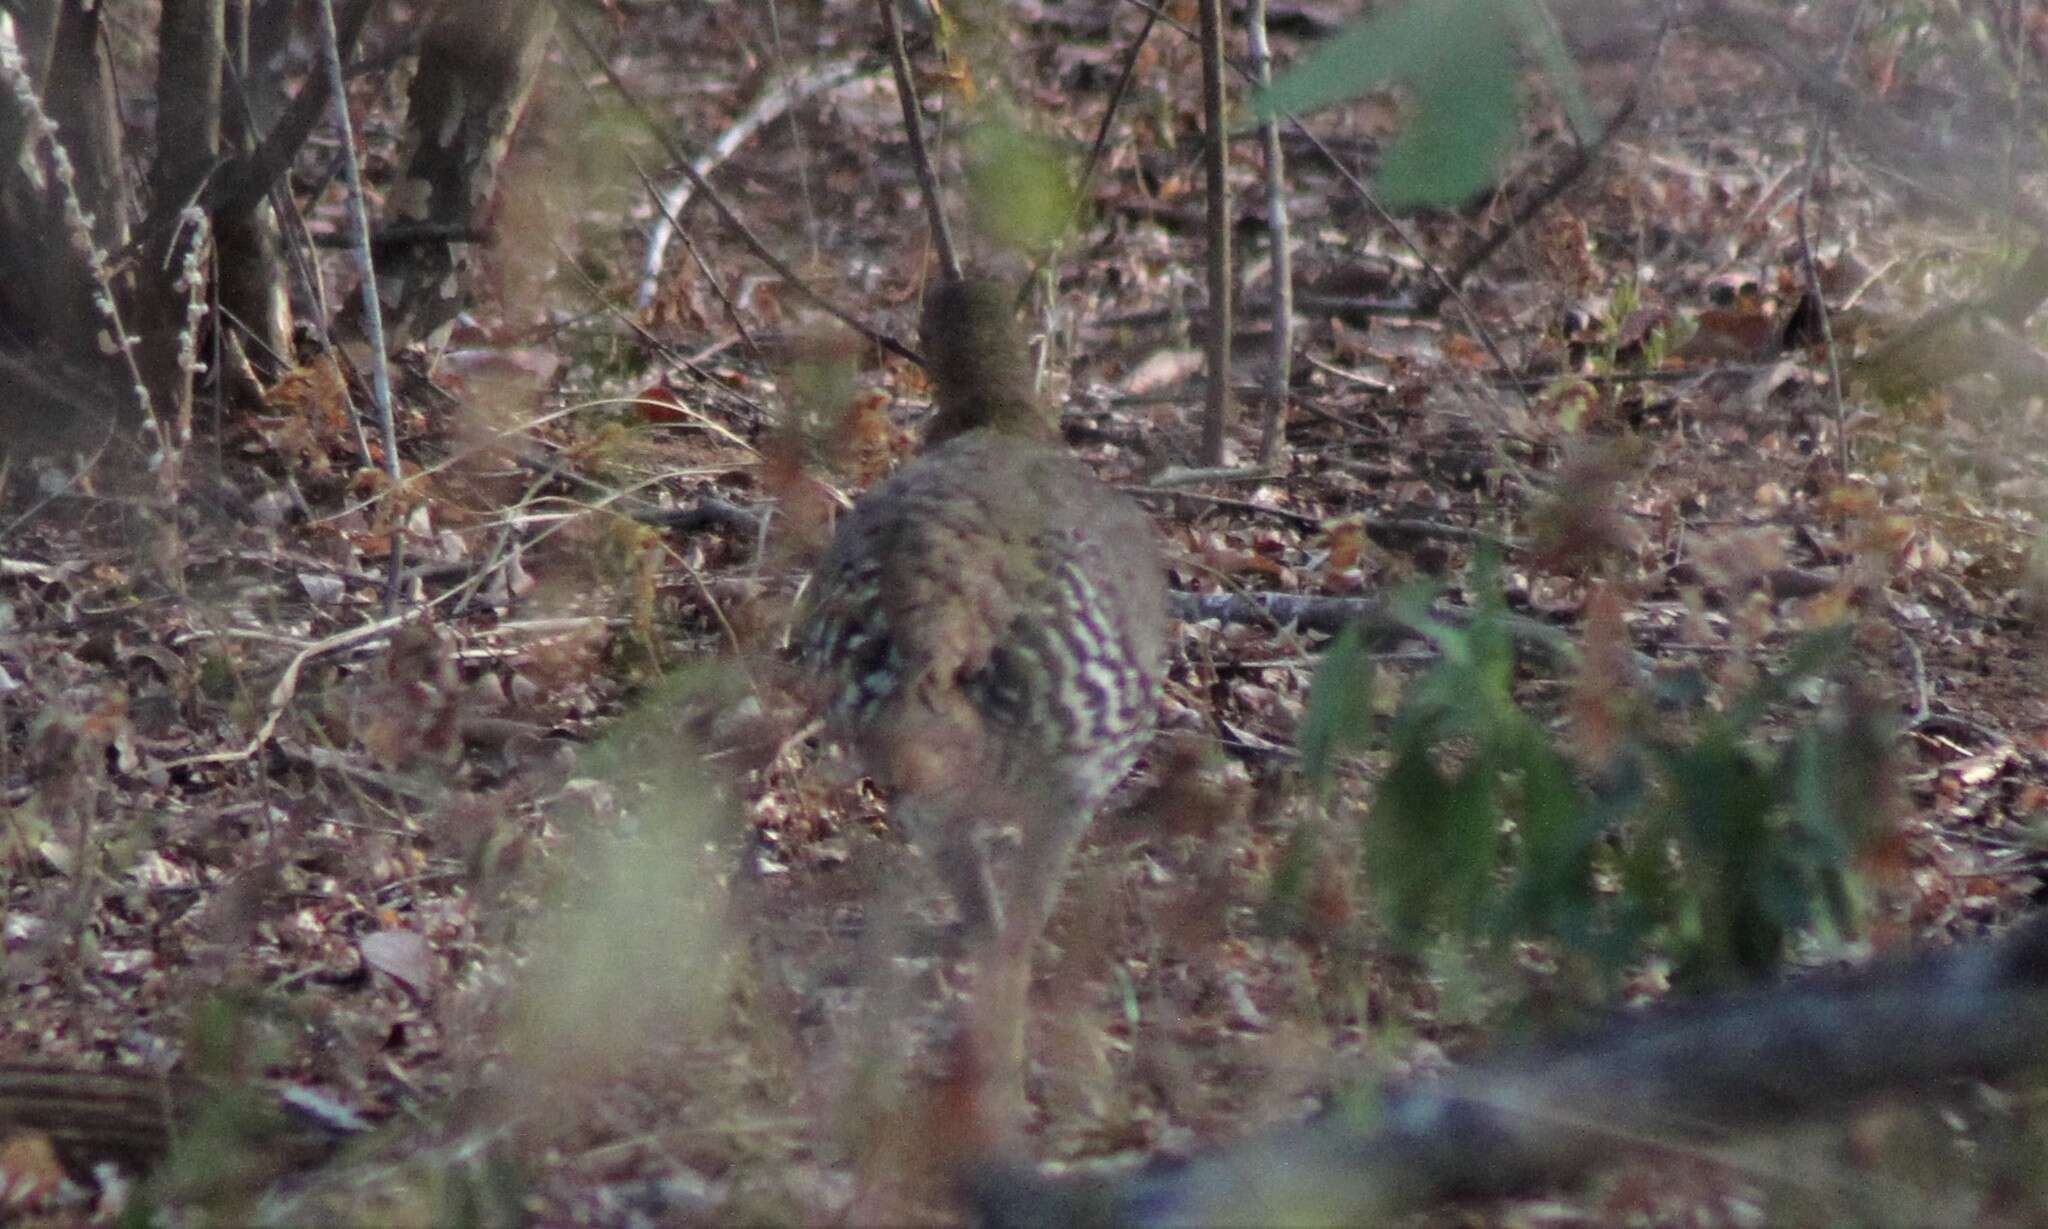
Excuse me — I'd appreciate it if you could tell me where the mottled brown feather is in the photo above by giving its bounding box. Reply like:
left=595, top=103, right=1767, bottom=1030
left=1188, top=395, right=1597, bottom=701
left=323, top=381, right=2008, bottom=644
left=795, top=277, right=1167, bottom=943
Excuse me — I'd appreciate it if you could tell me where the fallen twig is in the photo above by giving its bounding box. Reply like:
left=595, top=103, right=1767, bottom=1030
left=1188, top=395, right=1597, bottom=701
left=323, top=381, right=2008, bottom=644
left=1167, top=589, right=1579, bottom=669
left=163, top=614, right=409, bottom=770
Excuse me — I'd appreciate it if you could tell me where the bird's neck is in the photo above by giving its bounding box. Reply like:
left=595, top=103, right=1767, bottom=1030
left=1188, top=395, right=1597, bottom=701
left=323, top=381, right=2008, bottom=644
left=924, top=378, right=1053, bottom=445
left=918, top=281, right=1058, bottom=447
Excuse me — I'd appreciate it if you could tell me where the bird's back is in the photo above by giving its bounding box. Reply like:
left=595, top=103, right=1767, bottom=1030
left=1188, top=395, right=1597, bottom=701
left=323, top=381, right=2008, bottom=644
left=798, top=427, right=1166, bottom=815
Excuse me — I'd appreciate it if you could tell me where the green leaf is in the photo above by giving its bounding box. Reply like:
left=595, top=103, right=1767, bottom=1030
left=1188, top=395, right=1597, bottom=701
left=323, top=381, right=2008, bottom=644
left=1253, top=0, right=1527, bottom=208
left=1374, top=710, right=1500, bottom=940
left=1252, top=0, right=1461, bottom=120
left=1495, top=721, right=1599, bottom=941
left=1386, top=579, right=1462, bottom=662
left=1259, top=821, right=1321, bottom=937
left=1300, top=625, right=1377, bottom=796
left=1351, top=551, right=1887, bottom=987
left=1377, top=18, right=1519, bottom=209
left=963, top=116, right=1078, bottom=254
left=1503, top=0, right=1595, bottom=139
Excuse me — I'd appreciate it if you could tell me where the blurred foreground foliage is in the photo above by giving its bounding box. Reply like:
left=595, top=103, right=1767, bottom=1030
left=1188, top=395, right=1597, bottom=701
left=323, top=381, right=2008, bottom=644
left=1255, top=0, right=1589, bottom=209
left=1295, top=564, right=1895, bottom=991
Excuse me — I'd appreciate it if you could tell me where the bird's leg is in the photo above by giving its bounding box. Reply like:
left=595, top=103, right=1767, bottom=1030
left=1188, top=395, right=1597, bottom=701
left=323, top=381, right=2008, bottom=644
left=892, top=792, right=1006, bottom=944
left=1000, top=796, right=1097, bottom=967
left=975, top=930, right=1036, bottom=1127
left=972, top=792, right=1099, bottom=1113
left=933, top=823, right=1006, bottom=943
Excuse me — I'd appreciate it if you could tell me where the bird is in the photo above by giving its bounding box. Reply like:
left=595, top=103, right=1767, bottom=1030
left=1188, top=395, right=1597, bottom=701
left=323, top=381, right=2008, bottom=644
left=794, top=275, right=1168, bottom=1097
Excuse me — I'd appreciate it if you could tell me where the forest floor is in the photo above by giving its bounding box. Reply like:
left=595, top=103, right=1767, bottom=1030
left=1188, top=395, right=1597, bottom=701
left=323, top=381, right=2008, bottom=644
left=5, top=2, right=2048, bottom=1225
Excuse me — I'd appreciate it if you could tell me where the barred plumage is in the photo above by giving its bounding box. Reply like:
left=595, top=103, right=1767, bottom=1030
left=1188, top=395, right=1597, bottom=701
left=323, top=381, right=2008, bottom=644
left=794, top=278, right=1167, bottom=1083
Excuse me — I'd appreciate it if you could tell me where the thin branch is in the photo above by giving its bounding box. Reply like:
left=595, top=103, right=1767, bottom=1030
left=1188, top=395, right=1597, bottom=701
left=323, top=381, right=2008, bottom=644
left=631, top=53, right=874, bottom=309
left=1111, top=0, right=1535, bottom=417
left=1701, top=0, right=2048, bottom=236
left=1414, top=54, right=1660, bottom=315
left=0, top=19, right=162, bottom=460
left=764, top=0, right=821, bottom=263
left=1112, top=0, right=1585, bottom=423
left=543, top=51, right=760, bottom=358
left=1196, top=0, right=1232, bottom=465
left=1018, top=1, right=1161, bottom=304
left=1294, top=123, right=1535, bottom=419
left=314, top=0, right=404, bottom=612
left=211, top=0, right=377, bottom=220
left=161, top=613, right=410, bottom=770
left=965, top=914, right=2048, bottom=1228
left=1117, top=0, right=1194, bottom=40
left=1247, top=0, right=1292, bottom=466
left=1792, top=0, right=1866, bottom=477
left=550, top=235, right=770, bottom=429
left=878, top=0, right=958, bottom=281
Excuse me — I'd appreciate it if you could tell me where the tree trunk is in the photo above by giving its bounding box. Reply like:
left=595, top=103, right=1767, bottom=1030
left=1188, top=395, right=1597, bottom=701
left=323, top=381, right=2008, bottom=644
left=377, top=0, right=555, bottom=350
left=0, top=6, right=133, bottom=449
left=138, top=0, right=225, bottom=447
left=43, top=0, right=127, bottom=249
left=154, top=0, right=225, bottom=214
left=0, top=0, right=59, bottom=75
left=215, top=0, right=293, bottom=375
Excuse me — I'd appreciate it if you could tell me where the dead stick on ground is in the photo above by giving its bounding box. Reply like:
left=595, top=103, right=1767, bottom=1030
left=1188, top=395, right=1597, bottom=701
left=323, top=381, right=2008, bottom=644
left=164, top=614, right=409, bottom=770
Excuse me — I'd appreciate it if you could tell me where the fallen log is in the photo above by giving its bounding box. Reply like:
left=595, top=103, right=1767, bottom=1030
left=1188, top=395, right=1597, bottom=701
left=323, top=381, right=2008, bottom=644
left=964, top=916, right=2048, bottom=1228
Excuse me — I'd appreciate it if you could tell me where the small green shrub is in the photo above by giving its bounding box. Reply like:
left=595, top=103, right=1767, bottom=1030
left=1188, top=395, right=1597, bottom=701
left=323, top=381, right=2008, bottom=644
left=1297, top=566, right=1893, bottom=988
